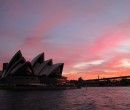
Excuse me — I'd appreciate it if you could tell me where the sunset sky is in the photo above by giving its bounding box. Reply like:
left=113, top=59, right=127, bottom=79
left=1, top=0, right=130, bottom=79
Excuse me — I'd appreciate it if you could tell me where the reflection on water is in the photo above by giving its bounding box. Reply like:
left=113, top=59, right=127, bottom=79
left=0, top=87, right=130, bottom=110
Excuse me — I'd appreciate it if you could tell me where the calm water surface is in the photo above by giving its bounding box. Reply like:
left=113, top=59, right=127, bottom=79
left=0, top=87, right=130, bottom=110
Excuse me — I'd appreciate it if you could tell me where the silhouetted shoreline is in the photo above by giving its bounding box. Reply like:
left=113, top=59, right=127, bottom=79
left=70, top=76, right=130, bottom=87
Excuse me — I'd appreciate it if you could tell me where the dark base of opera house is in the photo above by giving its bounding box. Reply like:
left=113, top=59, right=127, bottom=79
left=0, top=76, right=79, bottom=90
left=0, top=50, right=80, bottom=90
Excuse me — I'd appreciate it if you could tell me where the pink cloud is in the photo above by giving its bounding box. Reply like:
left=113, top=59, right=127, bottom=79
left=83, top=54, right=130, bottom=73
left=88, top=18, right=130, bottom=55
left=89, top=32, right=129, bottom=55
left=20, top=11, right=73, bottom=57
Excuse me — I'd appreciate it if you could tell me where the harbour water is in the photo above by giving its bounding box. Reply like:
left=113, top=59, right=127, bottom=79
left=0, top=87, right=130, bottom=110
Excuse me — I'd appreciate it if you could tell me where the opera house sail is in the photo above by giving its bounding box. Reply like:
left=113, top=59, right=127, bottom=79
left=0, top=50, right=69, bottom=90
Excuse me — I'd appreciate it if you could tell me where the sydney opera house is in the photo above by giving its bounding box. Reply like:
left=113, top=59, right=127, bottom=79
left=0, top=50, right=68, bottom=89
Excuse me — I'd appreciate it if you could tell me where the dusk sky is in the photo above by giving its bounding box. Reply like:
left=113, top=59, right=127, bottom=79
left=1, top=0, right=130, bottom=79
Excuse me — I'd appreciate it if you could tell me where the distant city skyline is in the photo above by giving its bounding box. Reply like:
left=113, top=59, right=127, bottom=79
left=1, top=0, right=130, bottom=79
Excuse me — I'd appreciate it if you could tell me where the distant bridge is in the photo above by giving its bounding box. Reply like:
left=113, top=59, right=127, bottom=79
left=86, top=76, right=130, bottom=81
left=85, top=75, right=130, bottom=86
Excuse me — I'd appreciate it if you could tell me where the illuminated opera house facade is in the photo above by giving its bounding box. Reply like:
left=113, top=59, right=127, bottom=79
left=0, top=50, right=67, bottom=87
